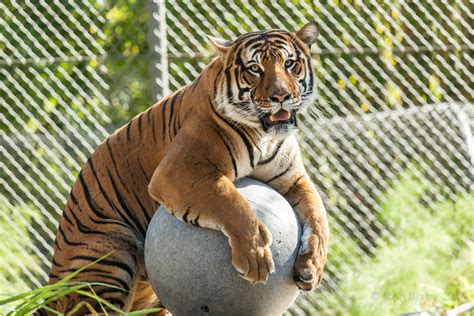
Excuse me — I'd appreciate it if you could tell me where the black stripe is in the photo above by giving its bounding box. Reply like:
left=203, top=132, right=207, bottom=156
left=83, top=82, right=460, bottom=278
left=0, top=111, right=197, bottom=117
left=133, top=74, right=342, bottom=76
left=272, top=38, right=291, bottom=46
left=208, top=96, right=255, bottom=170
left=87, top=158, right=135, bottom=230
left=88, top=157, right=145, bottom=232
left=58, top=224, right=87, bottom=246
left=173, top=113, right=180, bottom=138
left=88, top=158, right=122, bottom=215
left=125, top=121, right=132, bottom=141
left=105, top=139, right=131, bottom=195
left=234, top=127, right=255, bottom=168
left=161, top=99, right=168, bottom=141
left=71, top=255, right=134, bottom=279
left=208, top=95, right=235, bottom=129
left=106, top=169, right=146, bottom=237
left=213, top=68, right=223, bottom=92
left=49, top=272, right=59, bottom=279
left=137, top=113, right=143, bottom=137
left=292, top=38, right=310, bottom=59
left=299, top=77, right=307, bottom=92
left=77, top=173, right=111, bottom=220
left=131, top=190, right=152, bottom=224
left=244, top=32, right=291, bottom=49
left=247, top=41, right=269, bottom=53
left=95, top=287, right=126, bottom=296
left=242, top=73, right=252, bottom=85
left=151, top=108, right=157, bottom=144
left=137, top=159, right=150, bottom=182
left=208, top=96, right=250, bottom=161
left=54, top=238, right=61, bottom=251
left=234, top=68, right=250, bottom=98
left=59, top=268, right=129, bottom=293
left=283, top=175, right=305, bottom=196
left=242, top=35, right=268, bottom=48
left=259, top=140, right=285, bottom=165
left=88, top=216, right=131, bottom=230
left=62, top=207, right=73, bottom=225
left=224, top=66, right=233, bottom=101
left=69, top=193, right=112, bottom=228
left=291, top=197, right=303, bottom=208
left=240, top=127, right=260, bottom=154
left=67, top=204, right=106, bottom=236
left=307, top=58, right=314, bottom=92
left=69, top=189, right=78, bottom=204
left=235, top=47, right=243, bottom=66
left=168, top=96, right=175, bottom=141
left=52, top=257, right=62, bottom=267
left=60, top=267, right=112, bottom=274
left=169, top=91, right=183, bottom=141
left=173, top=92, right=183, bottom=137
left=266, top=163, right=293, bottom=183
left=90, top=273, right=130, bottom=291
left=233, top=32, right=262, bottom=46
left=146, top=108, right=152, bottom=124
left=103, top=298, right=124, bottom=308
left=211, top=125, right=238, bottom=178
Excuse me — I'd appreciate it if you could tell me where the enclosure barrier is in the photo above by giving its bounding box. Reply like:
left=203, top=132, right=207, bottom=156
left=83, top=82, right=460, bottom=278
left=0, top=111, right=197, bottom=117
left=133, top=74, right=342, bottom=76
left=1, top=1, right=472, bottom=314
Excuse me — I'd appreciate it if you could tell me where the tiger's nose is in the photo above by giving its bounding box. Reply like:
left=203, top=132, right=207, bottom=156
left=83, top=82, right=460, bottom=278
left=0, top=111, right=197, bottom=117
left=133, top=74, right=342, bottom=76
left=270, top=93, right=291, bottom=103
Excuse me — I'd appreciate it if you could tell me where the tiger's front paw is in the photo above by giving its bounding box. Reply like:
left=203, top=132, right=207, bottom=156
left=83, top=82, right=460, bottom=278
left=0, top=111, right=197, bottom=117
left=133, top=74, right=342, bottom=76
left=294, top=232, right=327, bottom=291
left=228, top=222, right=275, bottom=284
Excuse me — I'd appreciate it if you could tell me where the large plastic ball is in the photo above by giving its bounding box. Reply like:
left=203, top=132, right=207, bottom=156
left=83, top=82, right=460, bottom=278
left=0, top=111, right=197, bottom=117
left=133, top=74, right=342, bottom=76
left=145, top=178, right=301, bottom=315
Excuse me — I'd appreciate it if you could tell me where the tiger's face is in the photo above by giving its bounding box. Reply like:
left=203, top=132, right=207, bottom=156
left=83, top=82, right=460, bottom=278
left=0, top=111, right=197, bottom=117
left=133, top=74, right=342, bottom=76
left=210, top=22, right=319, bottom=137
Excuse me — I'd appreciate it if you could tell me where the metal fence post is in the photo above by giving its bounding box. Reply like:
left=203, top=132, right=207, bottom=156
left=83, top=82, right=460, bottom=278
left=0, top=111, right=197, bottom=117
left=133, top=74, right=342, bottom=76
left=148, top=0, right=169, bottom=102
left=456, top=108, right=474, bottom=184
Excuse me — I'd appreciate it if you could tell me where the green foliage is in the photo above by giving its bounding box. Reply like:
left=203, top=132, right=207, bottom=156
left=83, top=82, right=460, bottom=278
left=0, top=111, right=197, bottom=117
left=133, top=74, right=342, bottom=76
left=101, top=0, right=151, bottom=124
left=0, top=197, right=44, bottom=294
left=0, top=255, right=161, bottom=315
left=322, top=171, right=474, bottom=315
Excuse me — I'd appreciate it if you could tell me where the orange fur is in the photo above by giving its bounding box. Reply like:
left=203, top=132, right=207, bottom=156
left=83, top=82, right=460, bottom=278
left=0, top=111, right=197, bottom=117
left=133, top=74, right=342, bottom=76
left=40, top=22, right=328, bottom=315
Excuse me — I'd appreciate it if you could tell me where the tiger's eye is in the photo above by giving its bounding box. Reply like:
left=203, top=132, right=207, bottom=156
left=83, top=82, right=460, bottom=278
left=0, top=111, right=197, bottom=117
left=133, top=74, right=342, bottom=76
left=249, top=64, right=260, bottom=73
left=285, top=59, right=295, bottom=69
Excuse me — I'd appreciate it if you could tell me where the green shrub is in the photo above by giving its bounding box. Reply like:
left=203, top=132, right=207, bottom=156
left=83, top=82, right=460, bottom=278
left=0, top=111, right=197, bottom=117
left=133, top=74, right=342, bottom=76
left=322, top=171, right=473, bottom=315
left=0, top=197, right=44, bottom=294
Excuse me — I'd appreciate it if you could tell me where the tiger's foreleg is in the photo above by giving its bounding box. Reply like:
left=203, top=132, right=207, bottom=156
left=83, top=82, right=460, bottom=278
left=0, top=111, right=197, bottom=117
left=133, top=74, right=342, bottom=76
left=280, top=174, right=329, bottom=291
left=148, top=135, right=274, bottom=284
left=253, top=138, right=329, bottom=291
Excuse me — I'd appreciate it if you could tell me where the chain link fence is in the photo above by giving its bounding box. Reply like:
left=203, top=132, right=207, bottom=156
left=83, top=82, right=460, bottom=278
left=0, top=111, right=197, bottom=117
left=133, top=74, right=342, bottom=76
left=1, top=1, right=473, bottom=314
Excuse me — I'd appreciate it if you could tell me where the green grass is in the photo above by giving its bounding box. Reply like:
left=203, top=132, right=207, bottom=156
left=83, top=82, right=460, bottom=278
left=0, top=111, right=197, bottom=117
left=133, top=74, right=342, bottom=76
left=0, top=255, right=161, bottom=315
left=321, top=170, right=474, bottom=315
left=0, top=197, right=44, bottom=294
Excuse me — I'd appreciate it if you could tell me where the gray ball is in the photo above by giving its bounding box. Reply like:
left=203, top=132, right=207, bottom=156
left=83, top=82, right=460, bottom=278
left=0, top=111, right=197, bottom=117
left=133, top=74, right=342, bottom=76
left=145, top=178, right=301, bottom=316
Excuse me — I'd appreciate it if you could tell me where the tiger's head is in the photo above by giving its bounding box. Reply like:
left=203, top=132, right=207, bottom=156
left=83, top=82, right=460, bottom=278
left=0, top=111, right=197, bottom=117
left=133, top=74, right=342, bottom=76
left=209, top=22, right=319, bottom=137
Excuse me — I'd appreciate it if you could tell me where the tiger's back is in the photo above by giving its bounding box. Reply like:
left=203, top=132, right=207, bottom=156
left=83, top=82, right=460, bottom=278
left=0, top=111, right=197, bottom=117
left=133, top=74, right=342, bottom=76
left=47, top=87, right=190, bottom=312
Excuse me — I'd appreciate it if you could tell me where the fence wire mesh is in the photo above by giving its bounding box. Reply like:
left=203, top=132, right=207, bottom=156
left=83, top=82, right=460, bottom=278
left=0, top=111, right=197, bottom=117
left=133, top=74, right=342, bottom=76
left=1, top=0, right=473, bottom=314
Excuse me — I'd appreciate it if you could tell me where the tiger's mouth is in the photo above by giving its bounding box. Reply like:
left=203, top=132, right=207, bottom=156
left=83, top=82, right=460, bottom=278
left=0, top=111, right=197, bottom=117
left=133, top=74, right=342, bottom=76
left=260, top=109, right=297, bottom=131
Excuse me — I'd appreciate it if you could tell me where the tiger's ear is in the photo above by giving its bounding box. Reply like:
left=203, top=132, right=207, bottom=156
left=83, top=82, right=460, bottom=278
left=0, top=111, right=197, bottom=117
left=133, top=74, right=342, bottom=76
left=207, top=35, right=232, bottom=56
left=296, top=22, right=319, bottom=48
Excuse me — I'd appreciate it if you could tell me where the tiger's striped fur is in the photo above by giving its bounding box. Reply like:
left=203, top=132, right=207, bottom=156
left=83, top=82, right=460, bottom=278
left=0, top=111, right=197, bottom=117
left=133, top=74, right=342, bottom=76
left=41, top=22, right=329, bottom=314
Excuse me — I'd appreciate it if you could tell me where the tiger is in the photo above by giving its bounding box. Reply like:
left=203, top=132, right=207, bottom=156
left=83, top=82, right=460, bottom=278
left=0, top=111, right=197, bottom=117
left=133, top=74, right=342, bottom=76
left=39, top=22, right=329, bottom=315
